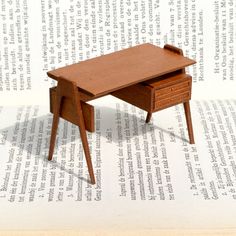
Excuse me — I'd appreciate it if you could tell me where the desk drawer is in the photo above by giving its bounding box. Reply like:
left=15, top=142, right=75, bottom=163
left=154, top=81, right=190, bottom=97
left=155, top=91, right=190, bottom=110
left=154, top=80, right=191, bottom=110
left=146, top=73, right=192, bottom=111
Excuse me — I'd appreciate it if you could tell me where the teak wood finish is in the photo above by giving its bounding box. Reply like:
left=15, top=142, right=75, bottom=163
left=47, top=43, right=196, bottom=184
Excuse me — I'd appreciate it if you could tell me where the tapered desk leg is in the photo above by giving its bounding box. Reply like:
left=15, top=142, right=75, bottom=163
left=146, top=112, right=152, bottom=123
left=48, top=95, right=62, bottom=161
left=183, top=101, right=195, bottom=144
left=74, top=96, right=96, bottom=185
left=48, top=78, right=96, bottom=185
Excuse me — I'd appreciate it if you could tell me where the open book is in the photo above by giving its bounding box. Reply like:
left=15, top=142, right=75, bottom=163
left=0, top=1, right=235, bottom=235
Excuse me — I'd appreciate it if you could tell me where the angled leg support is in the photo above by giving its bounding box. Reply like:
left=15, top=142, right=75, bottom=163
left=48, top=77, right=95, bottom=184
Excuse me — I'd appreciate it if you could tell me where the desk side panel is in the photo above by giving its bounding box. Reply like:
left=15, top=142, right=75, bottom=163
left=50, top=87, right=95, bottom=132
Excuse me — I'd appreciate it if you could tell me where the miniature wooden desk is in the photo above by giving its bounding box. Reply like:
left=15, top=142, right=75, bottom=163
left=47, top=43, right=196, bottom=184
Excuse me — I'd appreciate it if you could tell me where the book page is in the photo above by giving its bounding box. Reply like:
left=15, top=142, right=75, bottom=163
left=0, top=0, right=235, bottom=103
left=0, top=98, right=236, bottom=232
left=0, top=0, right=236, bottom=234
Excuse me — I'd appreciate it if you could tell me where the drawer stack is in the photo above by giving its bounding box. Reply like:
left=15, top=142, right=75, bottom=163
left=112, top=71, right=192, bottom=113
left=144, top=72, right=192, bottom=111
left=112, top=69, right=194, bottom=144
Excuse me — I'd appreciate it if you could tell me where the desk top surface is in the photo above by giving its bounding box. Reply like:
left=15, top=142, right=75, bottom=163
left=47, top=43, right=195, bottom=96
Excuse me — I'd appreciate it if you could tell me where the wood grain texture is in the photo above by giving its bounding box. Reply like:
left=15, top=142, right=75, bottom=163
left=154, top=92, right=190, bottom=111
left=47, top=43, right=196, bottom=96
left=153, top=75, right=192, bottom=111
left=155, top=84, right=190, bottom=99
